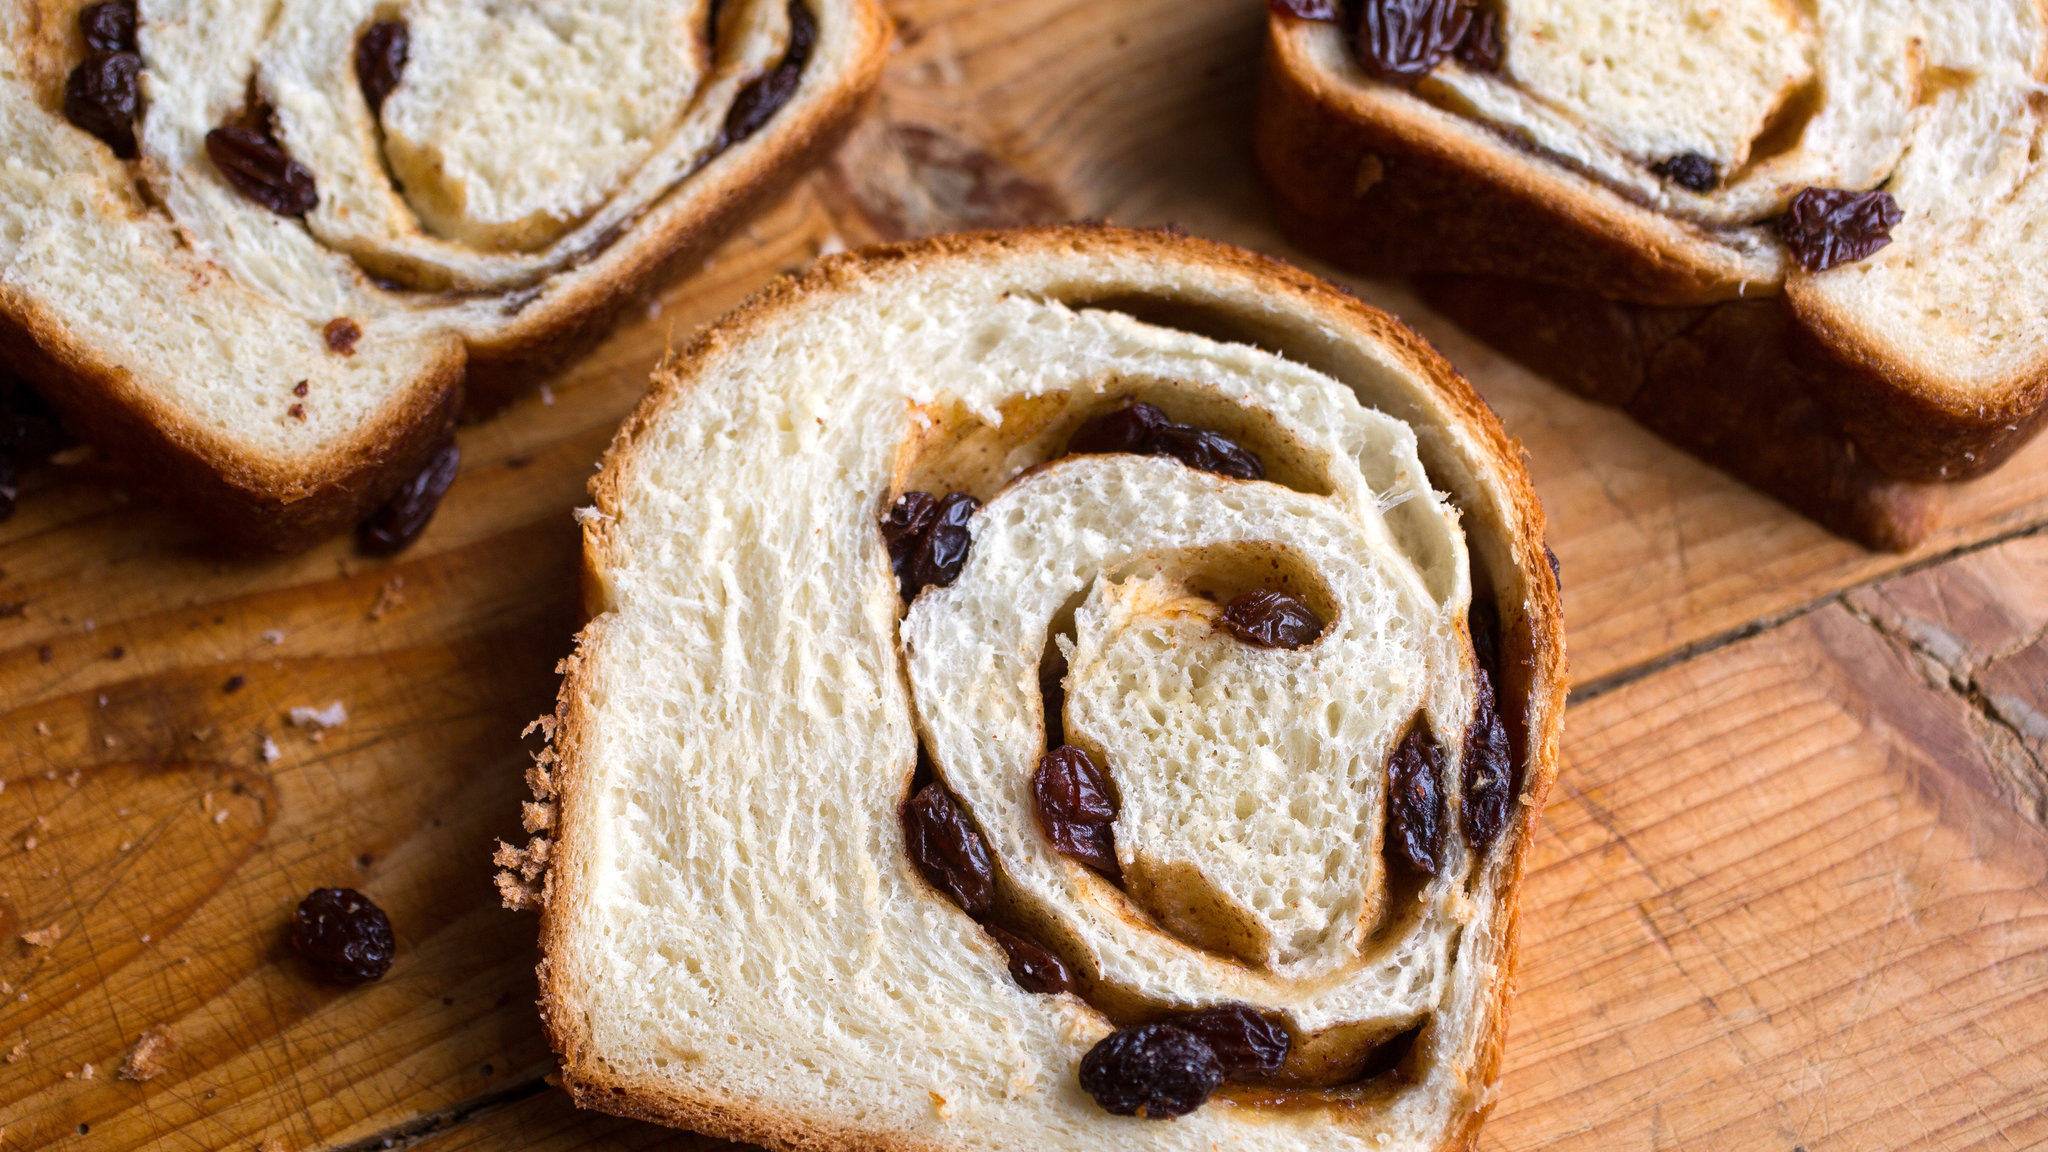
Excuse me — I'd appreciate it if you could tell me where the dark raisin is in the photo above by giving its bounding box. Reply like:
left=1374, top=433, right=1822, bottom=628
left=1079, top=1024, right=1223, bottom=1118
left=904, top=781, right=995, bottom=917
left=1267, top=0, right=1340, bottom=17
left=1146, top=424, right=1265, bottom=481
left=1651, top=152, right=1720, bottom=193
left=63, top=51, right=142, bottom=159
left=903, top=492, right=978, bottom=597
left=1168, top=1004, right=1291, bottom=1078
left=290, top=887, right=394, bottom=984
left=1544, top=544, right=1561, bottom=584
left=1355, top=0, right=1472, bottom=85
left=206, top=124, right=319, bottom=217
left=1033, top=745, right=1117, bottom=824
left=1387, top=725, right=1445, bottom=876
left=355, top=21, right=410, bottom=115
left=1034, top=746, right=1121, bottom=879
left=79, top=0, right=138, bottom=53
left=1068, top=401, right=1171, bottom=456
left=985, top=924, right=1074, bottom=995
left=1461, top=665, right=1513, bottom=857
left=324, top=317, right=362, bottom=355
left=1778, top=187, right=1902, bottom=273
left=357, top=439, right=459, bottom=556
left=719, top=0, right=814, bottom=149
left=1219, top=590, right=1324, bottom=649
left=879, top=491, right=938, bottom=575
left=1454, top=7, right=1503, bottom=72
left=222, top=674, right=246, bottom=693
left=1468, top=598, right=1501, bottom=683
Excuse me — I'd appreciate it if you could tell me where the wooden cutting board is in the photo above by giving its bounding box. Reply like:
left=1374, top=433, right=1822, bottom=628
left=3, top=1, right=2045, bottom=1148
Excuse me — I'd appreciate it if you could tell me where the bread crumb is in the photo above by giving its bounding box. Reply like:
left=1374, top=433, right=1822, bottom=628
left=818, top=232, right=848, bottom=258
left=287, top=702, right=348, bottom=731
left=540, top=386, right=556, bottom=406
left=20, top=835, right=35, bottom=852
left=81, top=1062, right=94, bottom=1079
left=368, top=576, right=407, bottom=621
left=21, top=923, right=61, bottom=947
left=260, top=736, right=281, bottom=763
left=213, top=809, right=230, bottom=825
left=117, top=1026, right=174, bottom=1081
left=5, top=1042, right=25, bottom=1063
left=261, top=629, right=286, bottom=644
left=572, top=506, right=613, bottom=526
left=33, top=721, right=48, bottom=735
left=102, top=734, right=117, bottom=748
left=259, top=1140, right=288, bottom=1152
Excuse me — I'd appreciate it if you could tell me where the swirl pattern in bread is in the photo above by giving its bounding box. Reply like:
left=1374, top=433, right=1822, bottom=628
left=0, top=0, right=886, bottom=548
left=506, top=227, right=1566, bottom=1150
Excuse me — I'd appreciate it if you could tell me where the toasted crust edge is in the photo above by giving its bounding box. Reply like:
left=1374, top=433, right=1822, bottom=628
left=1254, top=13, right=2048, bottom=489
left=514, top=225, right=1568, bottom=1152
left=0, top=0, right=889, bottom=552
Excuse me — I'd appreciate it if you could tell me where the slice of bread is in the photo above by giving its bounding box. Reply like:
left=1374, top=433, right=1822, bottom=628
left=0, top=0, right=886, bottom=550
left=1256, top=1, right=2048, bottom=549
left=502, top=226, right=1567, bottom=1150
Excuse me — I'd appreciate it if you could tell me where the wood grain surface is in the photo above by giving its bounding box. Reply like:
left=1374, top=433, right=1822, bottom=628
left=4, top=1, right=2047, bottom=1149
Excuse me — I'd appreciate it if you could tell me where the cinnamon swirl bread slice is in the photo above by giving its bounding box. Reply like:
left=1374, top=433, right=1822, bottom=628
left=0, top=0, right=885, bottom=549
left=504, top=227, right=1567, bottom=1150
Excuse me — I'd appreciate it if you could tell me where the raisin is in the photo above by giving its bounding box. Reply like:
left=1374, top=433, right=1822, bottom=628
left=1461, top=665, right=1513, bottom=857
left=1454, top=7, right=1503, bottom=72
left=79, top=0, right=138, bottom=53
left=1033, top=745, right=1121, bottom=879
left=1355, top=0, right=1473, bottom=85
left=1079, top=1024, right=1223, bottom=1118
left=1068, top=401, right=1171, bottom=457
left=1147, top=424, right=1265, bottom=481
left=1267, top=0, right=1339, bottom=16
left=719, top=0, right=814, bottom=150
left=357, top=439, right=460, bottom=556
left=985, top=924, right=1074, bottom=995
left=1168, top=1004, right=1291, bottom=1078
left=206, top=123, right=319, bottom=217
left=879, top=491, right=937, bottom=574
left=1219, top=590, right=1324, bottom=650
left=1386, top=725, right=1445, bottom=876
left=903, top=492, right=978, bottom=597
left=1778, top=187, right=1902, bottom=273
left=290, top=887, right=394, bottom=984
left=1651, top=152, right=1720, bottom=193
left=63, top=51, right=142, bottom=159
left=356, top=21, right=410, bottom=115
left=904, top=781, right=995, bottom=917
left=324, top=317, right=362, bottom=355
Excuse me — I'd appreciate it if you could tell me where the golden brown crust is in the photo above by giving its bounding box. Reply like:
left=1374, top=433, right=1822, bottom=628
left=521, top=225, right=1568, bottom=1152
left=1, top=0, right=889, bottom=549
left=1255, top=12, right=2048, bottom=498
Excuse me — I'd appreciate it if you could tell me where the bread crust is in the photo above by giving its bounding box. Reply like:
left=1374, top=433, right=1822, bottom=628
left=1254, top=13, right=2048, bottom=518
left=1, top=0, right=889, bottom=551
left=522, top=225, right=1568, bottom=1152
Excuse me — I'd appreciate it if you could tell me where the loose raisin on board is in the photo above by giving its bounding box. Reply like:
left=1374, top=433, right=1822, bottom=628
left=904, top=782, right=996, bottom=916
left=290, top=887, right=395, bottom=984
left=1454, top=7, right=1503, bottom=71
left=985, top=924, right=1074, bottom=995
left=1219, top=590, right=1324, bottom=649
left=902, top=492, right=979, bottom=597
left=1168, top=1004, right=1291, bottom=1078
left=1651, top=152, right=1720, bottom=193
left=1387, top=725, right=1446, bottom=875
left=1267, top=0, right=1339, bottom=16
left=63, top=51, right=141, bottom=159
left=1461, top=665, right=1513, bottom=856
left=1355, top=0, right=1472, bottom=85
left=355, top=21, right=410, bottom=115
left=719, top=0, right=815, bottom=149
left=206, top=123, right=319, bottom=216
left=1068, top=401, right=1171, bottom=457
left=79, top=0, right=138, bottom=53
left=1778, top=187, right=1903, bottom=273
left=357, top=439, right=460, bottom=556
left=1033, top=745, right=1121, bottom=879
left=1079, top=1024, right=1223, bottom=1118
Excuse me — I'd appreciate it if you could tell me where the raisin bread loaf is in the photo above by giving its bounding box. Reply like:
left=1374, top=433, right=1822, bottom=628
left=500, top=227, right=1567, bottom=1150
left=0, top=0, right=886, bottom=549
left=1257, top=0, right=2048, bottom=549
